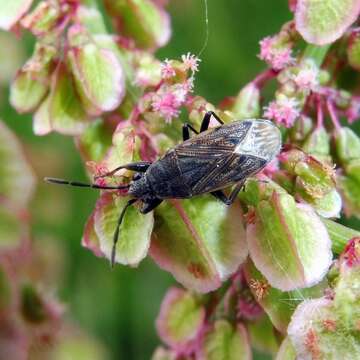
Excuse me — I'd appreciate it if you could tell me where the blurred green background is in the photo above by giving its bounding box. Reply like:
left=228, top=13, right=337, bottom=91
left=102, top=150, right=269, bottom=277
left=1, top=1, right=358, bottom=359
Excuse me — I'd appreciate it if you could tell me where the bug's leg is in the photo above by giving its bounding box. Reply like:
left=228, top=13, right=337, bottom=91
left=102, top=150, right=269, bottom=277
left=140, top=198, right=163, bottom=214
left=210, top=190, right=229, bottom=204
left=111, top=198, right=138, bottom=267
left=211, top=181, right=245, bottom=205
left=200, top=111, right=224, bottom=132
left=182, top=123, right=199, bottom=141
left=95, top=161, right=152, bottom=180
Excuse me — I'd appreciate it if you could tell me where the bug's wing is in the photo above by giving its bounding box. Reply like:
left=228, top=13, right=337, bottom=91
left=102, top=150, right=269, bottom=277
left=177, top=120, right=253, bottom=156
left=177, top=151, right=266, bottom=195
left=172, top=119, right=280, bottom=195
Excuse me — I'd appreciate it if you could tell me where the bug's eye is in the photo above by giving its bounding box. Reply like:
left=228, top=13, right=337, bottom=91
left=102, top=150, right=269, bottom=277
left=133, top=173, right=142, bottom=181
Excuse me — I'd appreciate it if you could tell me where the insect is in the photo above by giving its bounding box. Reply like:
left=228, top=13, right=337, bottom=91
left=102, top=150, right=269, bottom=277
left=45, top=111, right=281, bottom=266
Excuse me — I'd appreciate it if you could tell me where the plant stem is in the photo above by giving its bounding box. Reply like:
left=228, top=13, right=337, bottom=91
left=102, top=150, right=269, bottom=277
left=322, top=218, right=360, bottom=254
left=302, top=44, right=331, bottom=67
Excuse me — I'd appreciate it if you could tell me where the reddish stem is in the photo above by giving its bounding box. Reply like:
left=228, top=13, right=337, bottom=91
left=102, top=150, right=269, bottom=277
left=326, top=100, right=341, bottom=130
left=316, top=95, right=324, bottom=129
left=252, top=68, right=278, bottom=89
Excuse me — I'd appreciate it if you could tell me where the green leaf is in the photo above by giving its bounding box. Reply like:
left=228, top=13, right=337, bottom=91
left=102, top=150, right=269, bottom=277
left=295, top=0, right=360, bottom=45
left=76, top=119, right=113, bottom=162
left=0, top=120, right=35, bottom=207
left=244, top=259, right=326, bottom=333
left=247, top=316, right=279, bottom=356
left=322, top=218, right=360, bottom=254
left=198, top=320, right=251, bottom=360
left=0, top=205, right=27, bottom=250
left=81, top=213, right=103, bottom=258
left=151, top=197, right=247, bottom=292
left=156, top=287, right=205, bottom=348
left=348, top=29, right=360, bottom=71
left=94, top=193, right=153, bottom=265
left=0, top=0, right=33, bottom=30
left=288, top=297, right=360, bottom=359
left=104, top=0, right=171, bottom=49
left=275, top=337, right=296, bottom=360
left=247, top=192, right=332, bottom=291
left=68, top=33, right=125, bottom=114
left=335, top=127, right=360, bottom=165
left=43, top=62, right=89, bottom=135
left=338, top=174, right=360, bottom=218
left=51, top=331, right=107, bottom=360
left=75, top=5, right=108, bottom=35
left=232, top=83, right=260, bottom=119
left=10, top=70, right=49, bottom=113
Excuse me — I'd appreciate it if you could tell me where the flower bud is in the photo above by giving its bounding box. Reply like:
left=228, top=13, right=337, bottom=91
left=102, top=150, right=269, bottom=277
left=335, top=127, right=360, bottom=165
left=104, top=0, right=171, bottom=50
left=156, top=287, right=205, bottom=350
left=289, top=115, right=313, bottom=142
left=232, top=83, right=260, bottom=119
left=10, top=43, right=56, bottom=113
left=347, top=28, right=360, bottom=71
left=338, top=174, right=360, bottom=218
left=67, top=25, right=125, bottom=116
left=282, top=149, right=335, bottom=190
left=20, top=1, right=66, bottom=37
left=302, top=126, right=331, bottom=161
left=198, top=320, right=251, bottom=360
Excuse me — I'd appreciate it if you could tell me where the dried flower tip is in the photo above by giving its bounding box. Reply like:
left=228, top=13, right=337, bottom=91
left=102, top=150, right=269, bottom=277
left=181, top=52, right=201, bottom=72
left=263, top=97, right=300, bottom=127
left=248, top=279, right=270, bottom=300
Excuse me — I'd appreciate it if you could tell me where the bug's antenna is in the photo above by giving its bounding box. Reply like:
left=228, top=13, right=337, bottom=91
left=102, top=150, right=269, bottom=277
left=111, top=198, right=138, bottom=267
left=44, top=177, right=130, bottom=190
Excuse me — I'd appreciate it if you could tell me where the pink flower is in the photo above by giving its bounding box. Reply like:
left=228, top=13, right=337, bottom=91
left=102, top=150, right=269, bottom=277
left=181, top=52, right=201, bottom=72
left=161, top=59, right=176, bottom=79
left=259, top=36, right=294, bottom=70
left=264, top=98, right=300, bottom=127
left=292, top=63, right=318, bottom=91
left=259, top=36, right=275, bottom=62
left=152, top=91, right=182, bottom=123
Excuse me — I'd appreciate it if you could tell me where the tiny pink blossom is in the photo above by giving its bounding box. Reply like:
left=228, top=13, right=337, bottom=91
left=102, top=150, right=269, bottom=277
left=181, top=52, right=201, bottom=72
left=161, top=59, right=176, bottom=79
left=271, top=48, right=294, bottom=70
left=259, top=36, right=294, bottom=70
left=264, top=98, right=300, bottom=127
left=152, top=91, right=182, bottom=123
left=259, top=36, right=275, bottom=62
left=292, top=66, right=318, bottom=91
left=182, top=77, right=195, bottom=93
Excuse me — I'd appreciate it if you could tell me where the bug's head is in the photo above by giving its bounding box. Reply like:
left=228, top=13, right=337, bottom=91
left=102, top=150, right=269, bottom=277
left=128, top=173, right=152, bottom=199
